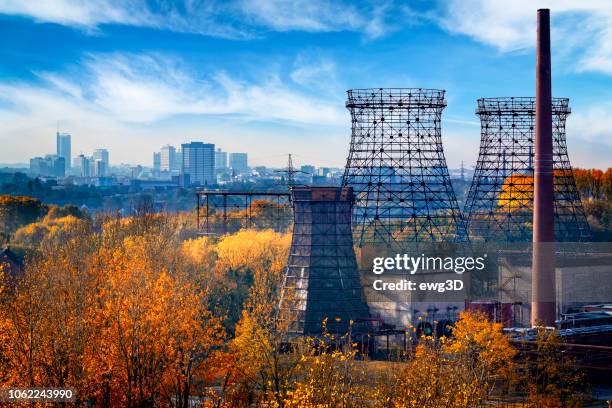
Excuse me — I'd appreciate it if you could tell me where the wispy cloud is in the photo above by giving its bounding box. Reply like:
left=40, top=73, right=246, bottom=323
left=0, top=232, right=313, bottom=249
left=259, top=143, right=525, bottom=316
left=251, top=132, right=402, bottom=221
left=0, top=51, right=348, bottom=164
left=434, top=0, right=612, bottom=75
left=3, top=52, right=345, bottom=125
left=0, top=0, right=398, bottom=39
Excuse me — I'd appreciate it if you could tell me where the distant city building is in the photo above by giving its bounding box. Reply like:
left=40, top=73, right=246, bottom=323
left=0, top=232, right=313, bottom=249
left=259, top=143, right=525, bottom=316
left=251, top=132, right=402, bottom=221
left=93, top=149, right=109, bottom=176
left=215, top=148, right=228, bottom=170
left=253, top=166, right=268, bottom=176
left=153, top=152, right=161, bottom=173
left=181, top=142, right=215, bottom=186
left=311, top=175, right=326, bottom=186
left=301, top=165, right=315, bottom=175
left=45, top=154, right=65, bottom=177
left=29, top=157, right=47, bottom=176
left=29, top=154, right=65, bottom=177
left=318, top=167, right=330, bottom=177
left=75, top=154, right=91, bottom=177
left=94, top=159, right=107, bottom=178
left=229, top=153, right=248, bottom=176
left=56, top=132, right=71, bottom=171
left=131, top=165, right=143, bottom=179
left=160, top=145, right=180, bottom=173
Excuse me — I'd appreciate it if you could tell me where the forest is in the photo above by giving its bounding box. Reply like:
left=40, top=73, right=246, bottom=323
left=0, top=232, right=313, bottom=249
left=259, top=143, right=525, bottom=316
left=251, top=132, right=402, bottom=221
left=0, top=168, right=608, bottom=407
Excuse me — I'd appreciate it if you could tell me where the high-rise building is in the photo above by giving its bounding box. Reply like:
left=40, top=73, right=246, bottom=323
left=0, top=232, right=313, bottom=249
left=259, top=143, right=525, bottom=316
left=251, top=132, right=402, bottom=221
left=75, top=154, right=91, bottom=177
left=160, top=145, right=180, bottom=173
left=215, top=148, right=228, bottom=170
left=229, top=153, right=248, bottom=176
left=94, top=159, right=107, bottom=177
left=30, top=155, right=65, bottom=177
left=93, top=149, right=109, bottom=176
left=56, top=132, right=71, bottom=171
left=181, top=142, right=215, bottom=186
left=29, top=157, right=48, bottom=176
left=153, top=152, right=161, bottom=172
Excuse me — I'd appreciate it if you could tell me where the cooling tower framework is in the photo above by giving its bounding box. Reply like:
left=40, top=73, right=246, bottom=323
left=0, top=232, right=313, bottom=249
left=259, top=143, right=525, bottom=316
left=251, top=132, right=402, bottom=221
left=342, top=88, right=466, bottom=248
left=464, top=97, right=590, bottom=242
left=278, top=186, right=370, bottom=336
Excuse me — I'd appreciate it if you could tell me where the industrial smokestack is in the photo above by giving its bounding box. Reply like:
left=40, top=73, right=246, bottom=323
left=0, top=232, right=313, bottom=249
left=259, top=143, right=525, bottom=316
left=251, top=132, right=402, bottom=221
left=532, top=9, right=556, bottom=326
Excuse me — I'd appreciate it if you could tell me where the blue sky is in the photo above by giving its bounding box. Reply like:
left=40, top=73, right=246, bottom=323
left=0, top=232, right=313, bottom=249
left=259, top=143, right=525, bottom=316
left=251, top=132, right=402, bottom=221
left=0, top=0, right=611, bottom=169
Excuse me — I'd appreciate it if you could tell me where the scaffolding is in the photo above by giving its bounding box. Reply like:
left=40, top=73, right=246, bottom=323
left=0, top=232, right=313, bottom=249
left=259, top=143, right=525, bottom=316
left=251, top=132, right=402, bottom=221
left=342, top=88, right=466, bottom=248
left=464, top=97, right=590, bottom=242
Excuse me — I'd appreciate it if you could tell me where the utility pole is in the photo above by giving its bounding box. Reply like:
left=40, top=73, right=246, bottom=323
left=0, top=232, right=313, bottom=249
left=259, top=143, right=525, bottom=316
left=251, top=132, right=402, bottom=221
left=275, top=154, right=307, bottom=188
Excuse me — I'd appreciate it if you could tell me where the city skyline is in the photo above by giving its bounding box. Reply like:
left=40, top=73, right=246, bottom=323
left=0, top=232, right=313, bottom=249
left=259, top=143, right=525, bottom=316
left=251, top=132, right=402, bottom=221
left=1, top=1, right=612, bottom=169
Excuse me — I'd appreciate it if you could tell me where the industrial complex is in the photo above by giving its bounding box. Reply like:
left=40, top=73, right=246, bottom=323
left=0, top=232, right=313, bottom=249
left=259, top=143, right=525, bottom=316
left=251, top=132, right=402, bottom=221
left=194, top=9, right=612, bottom=370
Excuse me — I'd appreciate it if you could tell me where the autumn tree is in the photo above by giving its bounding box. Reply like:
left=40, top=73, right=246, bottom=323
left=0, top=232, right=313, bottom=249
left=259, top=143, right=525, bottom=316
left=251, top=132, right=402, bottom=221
left=284, top=335, right=368, bottom=408
left=89, top=216, right=225, bottom=407
left=374, top=312, right=516, bottom=408
left=0, top=218, right=99, bottom=404
left=443, top=311, right=516, bottom=406
left=215, top=229, right=298, bottom=406
left=0, top=195, right=46, bottom=237
left=515, top=328, right=585, bottom=408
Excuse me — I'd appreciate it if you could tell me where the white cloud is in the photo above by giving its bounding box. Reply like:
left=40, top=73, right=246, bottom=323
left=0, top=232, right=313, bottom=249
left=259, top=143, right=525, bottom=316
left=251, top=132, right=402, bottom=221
left=436, top=0, right=612, bottom=74
left=7, top=53, right=345, bottom=125
left=0, top=0, right=137, bottom=28
left=237, top=0, right=394, bottom=39
left=0, top=52, right=347, bottom=164
left=290, top=51, right=338, bottom=90
left=0, top=0, right=252, bottom=39
left=0, top=0, right=397, bottom=39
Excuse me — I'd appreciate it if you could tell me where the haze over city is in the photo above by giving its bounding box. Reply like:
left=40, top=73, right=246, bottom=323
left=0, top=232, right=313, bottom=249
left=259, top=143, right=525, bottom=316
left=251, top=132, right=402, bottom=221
left=1, top=0, right=612, bottom=169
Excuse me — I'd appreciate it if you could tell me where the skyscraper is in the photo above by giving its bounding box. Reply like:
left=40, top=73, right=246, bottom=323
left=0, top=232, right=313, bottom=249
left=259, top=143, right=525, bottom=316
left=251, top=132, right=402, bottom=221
left=76, top=154, right=91, bottom=177
left=181, top=142, right=215, bottom=186
left=215, top=148, right=228, bottom=171
left=160, top=145, right=180, bottom=173
left=229, top=153, right=248, bottom=176
left=93, top=149, right=109, bottom=176
left=94, top=160, right=106, bottom=177
left=153, top=152, right=161, bottom=172
left=56, top=132, right=71, bottom=172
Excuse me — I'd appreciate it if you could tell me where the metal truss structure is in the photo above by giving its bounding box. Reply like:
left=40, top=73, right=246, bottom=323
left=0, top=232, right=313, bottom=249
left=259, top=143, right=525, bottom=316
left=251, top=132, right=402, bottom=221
left=196, top=190, right=292, bottom=235
left=464, top=97, right=590, bottom=242
left=278, top=187, right=370, bottom=335
left=342, top=88, right=466, bottom=248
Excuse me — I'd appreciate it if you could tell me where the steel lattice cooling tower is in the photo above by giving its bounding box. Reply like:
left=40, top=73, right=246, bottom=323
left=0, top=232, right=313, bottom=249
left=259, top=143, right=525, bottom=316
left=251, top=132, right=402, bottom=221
left=278, top=186, right=370, bottom=335
left=342, top=88, right=466, bottom=248
left=464, top=97, right=590, bottom=242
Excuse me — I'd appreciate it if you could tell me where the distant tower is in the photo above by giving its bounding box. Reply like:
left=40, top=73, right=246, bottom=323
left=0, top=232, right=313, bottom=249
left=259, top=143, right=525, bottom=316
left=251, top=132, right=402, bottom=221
left=93, top=149, right=109, bottom=176
left=278, top=186, right=370, bottom=335
left=153, top=152, right=161, bottom=177
left=342, top=88, right=466, bottom=248
left=464, top=97, right=590, bottom=242
left=181, top=142, right=215, bottom=186
left=229, top=153, right=249, bottom=176
left=56, top=132, right=71, bottom=172
left=215, top=148, right=228, bottom=170
left=160, top=145, right=179, bottom=173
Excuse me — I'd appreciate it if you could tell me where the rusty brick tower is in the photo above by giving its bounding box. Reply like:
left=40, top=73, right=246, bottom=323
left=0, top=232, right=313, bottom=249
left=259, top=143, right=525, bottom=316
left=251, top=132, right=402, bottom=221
left=278, top=186, right=370, bottom=335
left=342, top=88, right=466, bottom=248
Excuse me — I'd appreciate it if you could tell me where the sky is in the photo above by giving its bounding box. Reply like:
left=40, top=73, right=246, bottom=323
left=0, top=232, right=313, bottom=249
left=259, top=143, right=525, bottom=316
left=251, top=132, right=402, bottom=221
left=0, top=0, right=611, bottom=170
